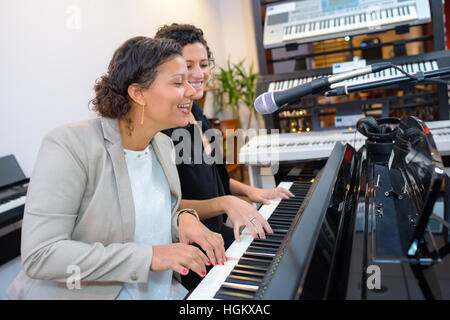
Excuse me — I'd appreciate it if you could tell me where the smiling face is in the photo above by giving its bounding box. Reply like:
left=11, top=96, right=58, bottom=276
left=182, top=42, right=211, bottom=100
left=141, top=54, right=196, bottom=131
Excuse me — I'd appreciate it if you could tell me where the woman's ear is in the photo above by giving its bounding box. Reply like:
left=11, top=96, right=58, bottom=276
left=127, top=83, right=145, bottom=106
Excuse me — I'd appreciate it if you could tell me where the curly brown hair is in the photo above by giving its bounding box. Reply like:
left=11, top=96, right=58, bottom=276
left=155, top=23, right=214, bottom=67
left=90, top=36, right=182, bottom=132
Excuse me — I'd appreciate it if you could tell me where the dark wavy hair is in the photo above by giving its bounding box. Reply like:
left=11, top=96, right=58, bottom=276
left=155, top=23, right=214, bottom=67
left=90, top=36, right=182, bottom=131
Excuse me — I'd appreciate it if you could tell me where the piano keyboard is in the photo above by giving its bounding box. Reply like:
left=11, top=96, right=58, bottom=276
left=238, top=120, right=450, bottom=165
left=188, top=180, right=311, bottom=300
left=283, top=4, right=418, bottom=43
left=0, top=195, right=26, bottom=215
left=267, top=60, right=439, bottom=93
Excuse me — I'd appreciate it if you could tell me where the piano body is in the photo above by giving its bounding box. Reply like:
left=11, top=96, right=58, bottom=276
left=189, top=116, right=450, bottom=299
left=0, top=155, right=28, bottom=265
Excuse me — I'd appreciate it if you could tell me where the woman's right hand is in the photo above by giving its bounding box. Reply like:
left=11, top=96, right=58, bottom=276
left=150, top=243, right=209, bottom=277
left=220, top=195, right=273, bottom=242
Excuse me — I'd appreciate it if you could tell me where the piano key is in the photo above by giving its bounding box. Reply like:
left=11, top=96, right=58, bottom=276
left=249, top=241, right=281, bottom=250
left=214, top=284, right=257, bottom=300
left=234, top=263, right=269, bottom=273
left=0, top=195, right=26, bottom=215
left=247, top=245, right=278, bottom=254
left=268, top=220, right=292, bottom=228
left=268, top=59, right=440, bottom=93
left=225, top=274, right=263, bottom=286
left=188, top=181, right=312, bottom=300
left=230, top=268, right=266, bottom=279
left=238, top=255, right=272, bottom=268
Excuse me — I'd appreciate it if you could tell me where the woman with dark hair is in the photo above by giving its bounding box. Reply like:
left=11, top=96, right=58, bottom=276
left=156, top=24, right=294, bottom=290
left=6, top=36, right=225, bottom=300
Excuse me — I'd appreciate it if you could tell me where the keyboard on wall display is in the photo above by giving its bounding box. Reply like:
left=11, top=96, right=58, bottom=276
left=263, top=0, right=431, bottom=49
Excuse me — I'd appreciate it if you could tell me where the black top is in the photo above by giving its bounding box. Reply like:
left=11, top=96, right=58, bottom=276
left=162, top=101, right=231, bottom=233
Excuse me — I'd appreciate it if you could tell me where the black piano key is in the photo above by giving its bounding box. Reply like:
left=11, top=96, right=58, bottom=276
left=268, top=216, right=293, bottom=224
left=276, top=204, right=302, bottom=210
left=281, top=195, right=307, bottom=201
left=247, top=244, right=278, bottom=254
left=235, top=263, right=268, bottom=273
left=272, top=209, right=298, bottom=215
left=252, top=238, right=283, bottom=247
left=213, top=180, right=309, bottom=300
left=271, top=210, right=297, bottom=217
left=270, top=225, right=289, bottom=233
left=272, top=209, right=297, bottom=216
left=249, top=240, right=280, bottom=248
left=268, top=221, right=292, bottom=229
left=214, top=285, right=256, bottom=300
left=239, top=255, right=272, bottom=268
left=264, top=234, right=285, bottom=242
left=225, top=274, right=262, bottom=286
left=278, top=200, right=304, bottom=206
left=277, top=201, right=305, bottom=207
left=231, top=268, right=266, bottom=278
left=268, top=215, right=293, bottom=222
left=234, top=264, right=267, bottom=275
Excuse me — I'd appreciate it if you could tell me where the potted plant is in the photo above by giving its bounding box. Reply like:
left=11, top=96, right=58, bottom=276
left=215, top=57, right=260, bottom=130
left=234, top=59, right=260, bottom=130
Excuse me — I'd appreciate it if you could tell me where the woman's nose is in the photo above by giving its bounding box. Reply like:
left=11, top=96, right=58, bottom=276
left=189, top=65, right=203, bottom=79
left=185, top=82, right=196, bottom=97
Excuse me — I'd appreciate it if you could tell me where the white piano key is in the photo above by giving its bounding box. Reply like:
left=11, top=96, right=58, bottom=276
left=187, top=182, right=293, bottom=300
left=267, top=59, right=441, bottom=95
left=0, top=196, right=26, bottom=215
left=432, top=60, right=438, bottom=70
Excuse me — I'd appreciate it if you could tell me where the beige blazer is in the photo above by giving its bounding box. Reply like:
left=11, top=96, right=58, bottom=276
left=6, top=117, right=184, bottom=300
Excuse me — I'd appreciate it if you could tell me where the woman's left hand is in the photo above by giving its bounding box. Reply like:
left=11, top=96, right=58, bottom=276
left=178, top=212, right=227, bottom=266
left=246, top=186, right=295, bottom=205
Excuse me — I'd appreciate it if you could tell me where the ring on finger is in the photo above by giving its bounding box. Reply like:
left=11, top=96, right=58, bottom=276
left=249, top=216, right=256, bottom=223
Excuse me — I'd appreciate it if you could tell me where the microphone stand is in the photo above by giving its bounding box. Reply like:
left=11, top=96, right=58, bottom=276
left=324, top=66, right=450, bottom=96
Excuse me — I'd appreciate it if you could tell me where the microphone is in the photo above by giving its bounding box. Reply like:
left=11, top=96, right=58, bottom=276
left=254, top=62, right=391, bottom=114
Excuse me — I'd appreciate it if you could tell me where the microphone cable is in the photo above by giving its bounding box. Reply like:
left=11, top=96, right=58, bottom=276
left=386, top=62, right=450, bottom=86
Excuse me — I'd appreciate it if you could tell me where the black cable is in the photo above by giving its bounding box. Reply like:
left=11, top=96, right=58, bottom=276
left=325, top=64, right=450, bottom=96
left=387, top=63, right=450, bottom=85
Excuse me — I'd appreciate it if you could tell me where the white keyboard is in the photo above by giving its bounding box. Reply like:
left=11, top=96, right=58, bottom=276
left=267, top=60, right=439, bottom=93
left=239, top=120, right=450, bottom=165
left=263, top=0, right=431, bottom=48
left=0, top=196, right=26, bottom=215
left=283, top=5, right=418, bottom=43
left=187, top=181, right=293, bottom=300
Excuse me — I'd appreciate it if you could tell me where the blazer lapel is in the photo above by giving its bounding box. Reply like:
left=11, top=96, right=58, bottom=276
left=101, top=117, right=135, bottom=242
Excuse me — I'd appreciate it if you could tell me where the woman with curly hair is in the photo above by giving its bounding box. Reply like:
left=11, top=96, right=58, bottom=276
left=156, top=24, right=294, bottom=290
left=6, top=36, right=226, bottom=300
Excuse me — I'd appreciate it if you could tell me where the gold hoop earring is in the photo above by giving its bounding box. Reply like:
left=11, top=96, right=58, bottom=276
left=140, top=103, right=145, bottom=125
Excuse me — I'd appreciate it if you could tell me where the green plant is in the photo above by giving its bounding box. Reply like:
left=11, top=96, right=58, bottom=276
left=215, top=57, right=259, bottom=129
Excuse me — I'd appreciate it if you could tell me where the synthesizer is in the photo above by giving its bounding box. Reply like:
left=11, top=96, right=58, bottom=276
left=263, top=0, right=431, bottom=48
left=256, top=50, right=450, bottom=131
left=238, top=120, right=450, bottom=165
